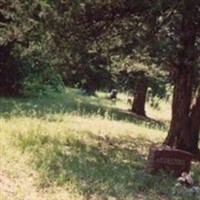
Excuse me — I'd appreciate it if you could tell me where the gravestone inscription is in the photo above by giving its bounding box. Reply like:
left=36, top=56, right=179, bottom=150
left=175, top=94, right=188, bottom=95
left=146, top=145, right=194, bottom=176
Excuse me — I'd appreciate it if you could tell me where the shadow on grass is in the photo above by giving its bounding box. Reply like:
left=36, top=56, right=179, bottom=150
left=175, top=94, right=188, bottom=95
left=0, top=88, right=167, bottom=131
left=16, top=132, right=181, bottom=199
left=16, top=131, right=200, bottom=200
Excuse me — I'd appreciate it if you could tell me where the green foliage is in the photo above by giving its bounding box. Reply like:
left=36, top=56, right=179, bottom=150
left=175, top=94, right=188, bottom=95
left=16, top=47, right=64, bottom=96
left=59, top=54, right=113, bottom=94
left=112, top=57, right=169, bottom=104
left=0, top=0, right=176, bottom=97
left=0, top=0, right=64, bottom=97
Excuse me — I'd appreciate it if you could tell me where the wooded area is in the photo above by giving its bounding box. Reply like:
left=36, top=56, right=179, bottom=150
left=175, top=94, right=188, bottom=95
left=0, top=0, right=200, bottom=155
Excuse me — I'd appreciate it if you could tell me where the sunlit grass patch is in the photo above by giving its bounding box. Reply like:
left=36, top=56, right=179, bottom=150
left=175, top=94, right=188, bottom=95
left=1, top=116, right=167, bottom=199
left=0, top=88, right=169, bottom=130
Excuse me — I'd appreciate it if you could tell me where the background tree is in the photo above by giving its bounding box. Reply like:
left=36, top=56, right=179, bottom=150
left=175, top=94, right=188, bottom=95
left=0, top=0, right=22, bottom=96
left=0, top=0, right=63, bottom=96
left=112, top=56, right=168, bottom=116
left=58, top=0, right=200, bottom=154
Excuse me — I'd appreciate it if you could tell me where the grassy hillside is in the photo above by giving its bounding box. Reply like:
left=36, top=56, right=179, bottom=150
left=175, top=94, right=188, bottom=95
left=0, top=88, right=199, bottom=200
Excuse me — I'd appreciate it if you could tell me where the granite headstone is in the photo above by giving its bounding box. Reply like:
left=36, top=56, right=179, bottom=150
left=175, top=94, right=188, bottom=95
left=146, top=145, right=194, bottom=176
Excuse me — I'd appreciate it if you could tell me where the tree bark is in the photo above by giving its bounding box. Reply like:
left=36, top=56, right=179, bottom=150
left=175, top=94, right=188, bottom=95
left=164, top=70, right=194, bottom=151
left=0, top=43, right=21, bottom=96
left=164, top=1, right=199, bottom=154
left=131, top=74, right=148, bottom=116
left=190, top=85, right=200, bottom=152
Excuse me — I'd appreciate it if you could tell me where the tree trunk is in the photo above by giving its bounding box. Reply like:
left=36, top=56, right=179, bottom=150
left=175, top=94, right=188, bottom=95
left=190, top=85, right=200, bottom=152
left=164, top=70, right=194, bottom=151
left=164, top=83, right=200, bottom=154
left=0, top=44, right=21, bottom=96
left=164, top=1, right=199, bottom=154
left=131, top=74, right=148, bottom=116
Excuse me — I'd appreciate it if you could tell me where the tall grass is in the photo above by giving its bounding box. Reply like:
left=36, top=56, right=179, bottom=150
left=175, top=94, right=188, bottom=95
left=0, top=88, right=199, bottom=200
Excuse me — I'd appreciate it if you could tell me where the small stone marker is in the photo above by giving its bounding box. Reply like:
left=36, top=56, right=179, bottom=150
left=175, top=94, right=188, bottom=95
left=108, top=89, right=118, bottom=100
left=146, top=145, right=194, bottom=176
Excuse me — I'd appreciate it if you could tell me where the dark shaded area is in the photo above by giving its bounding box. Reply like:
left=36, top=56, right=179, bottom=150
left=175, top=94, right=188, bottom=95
left=17, top=132, right=179, bottom=199
left=16, top=132, right=200, bottom=199
left=0, top=44, right=22, bottom=97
